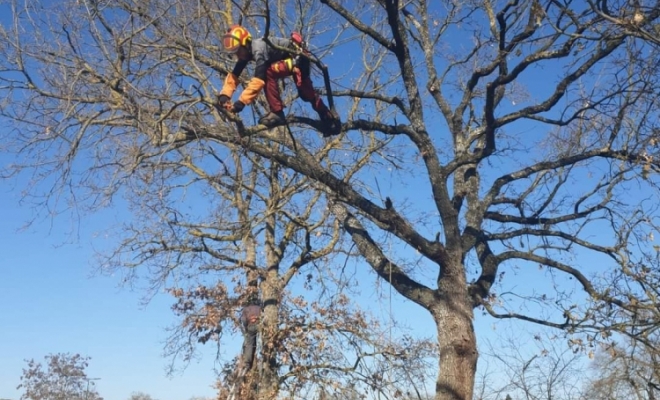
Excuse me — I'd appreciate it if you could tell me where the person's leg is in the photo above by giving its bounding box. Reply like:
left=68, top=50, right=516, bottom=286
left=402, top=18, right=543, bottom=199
left=264, top=68, right=285, bottom=114
left=261, top=61, right=294, bottom=126
left=242, top=325, right=258, bottom=370
left=294, top=63, right=341, bottom=136
left=294, top=69, right=327, bottom=115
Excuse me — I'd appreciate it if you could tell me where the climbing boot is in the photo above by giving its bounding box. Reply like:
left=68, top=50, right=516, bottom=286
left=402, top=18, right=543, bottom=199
left=319, top=109, right=341, bottom=137
left=258, top=111, right=286, bottom=127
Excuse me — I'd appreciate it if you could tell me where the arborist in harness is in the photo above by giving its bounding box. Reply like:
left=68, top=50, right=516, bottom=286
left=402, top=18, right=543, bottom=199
left=217, top=25, right=341, bottom=137
left=226, top=299, right=261, bottom=400
left=238, top=300, right=261, bottom=373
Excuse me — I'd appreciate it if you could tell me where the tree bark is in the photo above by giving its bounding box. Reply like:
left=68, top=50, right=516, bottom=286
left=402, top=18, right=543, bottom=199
left=258, top=272, right=280, bottom=400
left=433, top=264, right=478, bottom=400
left=332, top=202, right=477, bottom=400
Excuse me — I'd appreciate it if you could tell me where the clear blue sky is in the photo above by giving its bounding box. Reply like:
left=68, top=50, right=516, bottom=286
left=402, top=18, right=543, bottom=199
left=0, top=191, right=221, bottom=400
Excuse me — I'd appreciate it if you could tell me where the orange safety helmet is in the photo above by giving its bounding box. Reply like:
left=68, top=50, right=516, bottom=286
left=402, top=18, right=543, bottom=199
left=222, top=25, right=252, bottom=53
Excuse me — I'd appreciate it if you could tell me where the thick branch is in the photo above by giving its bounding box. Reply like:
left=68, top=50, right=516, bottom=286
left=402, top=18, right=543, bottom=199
left=330, top=202, right=436, bottom=309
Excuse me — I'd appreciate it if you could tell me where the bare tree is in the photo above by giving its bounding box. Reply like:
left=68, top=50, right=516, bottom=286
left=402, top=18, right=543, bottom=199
left=0, top=0, right=431, bottom=398
left=232, top=0, right=660, bottom=398
left=127, top=393, right=157, bottom=400
left=3, top=0, right=660, bottom=400
left=476, top=332, right=587, bottom=400
left=17, top=353, right=102, bottom=400
left=584, top=339, right=660, bottom=400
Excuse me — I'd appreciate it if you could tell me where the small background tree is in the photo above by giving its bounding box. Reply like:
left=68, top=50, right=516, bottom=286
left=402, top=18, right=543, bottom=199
left=126, top=393, right=157, bottom=400
left=585, top=340, right=660, bottom=400
left=17, top=353, right=102, bottom=400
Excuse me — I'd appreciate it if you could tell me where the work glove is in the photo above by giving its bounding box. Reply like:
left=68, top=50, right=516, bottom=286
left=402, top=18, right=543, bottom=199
left=231, top=101, right=245, bottom=113
left=217, top=94, right=230, bottom=106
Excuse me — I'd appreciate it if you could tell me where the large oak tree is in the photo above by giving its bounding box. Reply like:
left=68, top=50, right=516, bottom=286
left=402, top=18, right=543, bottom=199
left=2, top=0, right=660, bottom=399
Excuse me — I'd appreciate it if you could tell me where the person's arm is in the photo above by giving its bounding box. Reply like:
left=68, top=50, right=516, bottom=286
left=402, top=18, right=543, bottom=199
left=237, top=40, right=268, bottom=105
left=219, top=60, right=248, bottom=99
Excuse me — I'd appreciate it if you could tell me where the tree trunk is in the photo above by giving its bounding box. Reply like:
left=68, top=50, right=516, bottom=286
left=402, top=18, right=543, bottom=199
left=433, top=264, right=478, bottom=400
left=258, top=269, right=280, bottom=400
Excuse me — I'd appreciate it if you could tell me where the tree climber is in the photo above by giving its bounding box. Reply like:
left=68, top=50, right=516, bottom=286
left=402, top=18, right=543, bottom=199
left=238, top=300, right=261, bottom=373
left=226, top=298, right=261, bottom=400
left=217, top=25, right=341, bottom=137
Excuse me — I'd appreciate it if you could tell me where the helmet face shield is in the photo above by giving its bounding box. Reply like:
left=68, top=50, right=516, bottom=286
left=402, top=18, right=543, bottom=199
left=222, top=34, right=241, bottom=53
left=223, top=26, right=251, bottom=54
